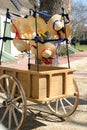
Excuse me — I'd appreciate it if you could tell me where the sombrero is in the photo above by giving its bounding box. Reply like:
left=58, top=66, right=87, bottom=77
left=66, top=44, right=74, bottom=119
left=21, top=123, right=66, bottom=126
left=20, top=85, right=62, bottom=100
left=27, top=16, right=47, bottom=34
left=13, top=39, right=30, bottom=52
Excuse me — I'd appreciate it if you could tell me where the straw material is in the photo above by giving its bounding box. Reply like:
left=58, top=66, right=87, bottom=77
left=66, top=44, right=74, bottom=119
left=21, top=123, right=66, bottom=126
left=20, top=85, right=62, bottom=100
left=47, top=14, right=71, bottom=38
left=27, top=16, right=47, bottom=34
left=11, top=16, right=47, bottom=39
left=47, top=14, right=64, bottom=35
left=31, top=41, right=56, bottom=59
left=13, top=39, right=30, bottom=52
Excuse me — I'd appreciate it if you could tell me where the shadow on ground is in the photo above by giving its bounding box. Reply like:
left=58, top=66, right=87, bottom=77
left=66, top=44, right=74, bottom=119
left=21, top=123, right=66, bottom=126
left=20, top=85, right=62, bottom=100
left=79, top=98, right=87, bottom=105
left=22, top=105, right=65, bottom=130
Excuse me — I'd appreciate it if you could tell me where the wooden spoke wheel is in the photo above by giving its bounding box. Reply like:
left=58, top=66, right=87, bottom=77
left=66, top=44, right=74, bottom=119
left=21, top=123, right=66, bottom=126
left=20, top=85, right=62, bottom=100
left=0, top=74, right=27, bottom=130
left=46, top=79, right=79, bottom=118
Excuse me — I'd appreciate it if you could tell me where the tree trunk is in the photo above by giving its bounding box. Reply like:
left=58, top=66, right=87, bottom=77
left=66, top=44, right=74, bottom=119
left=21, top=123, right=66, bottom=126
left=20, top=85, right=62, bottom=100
left=40, top=0, right=63, bottom=21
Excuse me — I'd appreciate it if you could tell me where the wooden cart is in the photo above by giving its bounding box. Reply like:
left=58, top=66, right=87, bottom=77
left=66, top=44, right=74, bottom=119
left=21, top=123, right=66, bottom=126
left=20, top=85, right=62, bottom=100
left=0, top=64, right=79, bottom=130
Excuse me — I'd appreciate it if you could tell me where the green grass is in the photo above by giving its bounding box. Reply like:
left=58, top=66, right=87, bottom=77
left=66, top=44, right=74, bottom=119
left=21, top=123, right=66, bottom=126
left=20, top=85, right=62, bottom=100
left=59, top=43, right=87, bottom=56
left=75, top=43, right=87, bottom=51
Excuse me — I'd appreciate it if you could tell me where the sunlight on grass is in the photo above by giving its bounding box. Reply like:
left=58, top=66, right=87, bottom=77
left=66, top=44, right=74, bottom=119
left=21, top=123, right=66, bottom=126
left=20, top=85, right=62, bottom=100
left=75, top=43, right=87, bottom=51
left=59, top=43, right=87, bottom=56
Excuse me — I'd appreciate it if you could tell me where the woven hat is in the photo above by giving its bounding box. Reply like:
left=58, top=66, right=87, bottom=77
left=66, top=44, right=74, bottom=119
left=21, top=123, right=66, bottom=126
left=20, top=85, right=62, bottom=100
left=31, top=41, right=56, bottom=59
left=11, top=18, right=34, bottom=39
left=13, top=39, right=30, bottom=52
left=27, top=16, right=47, bottom=34
left=47, top=14, right=64, bottom=35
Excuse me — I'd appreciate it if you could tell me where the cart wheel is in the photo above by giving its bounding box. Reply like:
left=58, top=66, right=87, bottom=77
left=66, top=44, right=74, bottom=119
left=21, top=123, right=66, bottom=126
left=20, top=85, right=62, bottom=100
left=0, top=74, right=27, bottom=130
left=46, top=79, right=79, bottom=118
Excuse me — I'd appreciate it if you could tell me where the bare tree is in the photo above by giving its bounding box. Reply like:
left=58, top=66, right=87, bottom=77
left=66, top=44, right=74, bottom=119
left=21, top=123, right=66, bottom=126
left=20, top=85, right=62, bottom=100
left=71, top=0, right=87, bottom=39
left=40, top=0, right=63, bottom=14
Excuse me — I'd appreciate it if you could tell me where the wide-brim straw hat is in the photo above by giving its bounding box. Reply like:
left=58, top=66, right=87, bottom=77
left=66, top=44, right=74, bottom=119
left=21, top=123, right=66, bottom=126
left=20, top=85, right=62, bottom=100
left=31, top=41, right=56, bottom=59
left=13, top=39, right=30, bottom=52
left=47, top=14, right=64, bottom=35
left=27, top=16, right=47, bottom=34
left=10, top=18, right=34, bottom=39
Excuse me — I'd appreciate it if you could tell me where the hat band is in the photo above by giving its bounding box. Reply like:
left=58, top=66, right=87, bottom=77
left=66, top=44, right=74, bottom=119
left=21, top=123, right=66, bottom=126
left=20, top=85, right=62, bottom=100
left=12, top=22, right=21, bottom=39
left=53, top=20, right=61, bottom=30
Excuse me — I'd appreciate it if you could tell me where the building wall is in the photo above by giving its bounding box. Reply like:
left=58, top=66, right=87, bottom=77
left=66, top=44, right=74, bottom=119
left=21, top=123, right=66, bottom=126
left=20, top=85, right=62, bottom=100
left=0, top=15, right=21, bottom=56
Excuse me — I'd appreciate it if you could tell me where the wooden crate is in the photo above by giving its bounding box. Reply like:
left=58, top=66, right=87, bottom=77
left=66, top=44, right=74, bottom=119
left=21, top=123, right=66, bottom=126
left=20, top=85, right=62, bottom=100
left=0, top=64, right=75, bottom=100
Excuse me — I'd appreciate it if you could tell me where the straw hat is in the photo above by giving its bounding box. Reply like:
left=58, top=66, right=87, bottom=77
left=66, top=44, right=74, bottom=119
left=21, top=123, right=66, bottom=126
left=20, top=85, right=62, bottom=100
left=27, top=16, right=47, bottom=34
left=31, top=41, right=56, bottom=59
left=47, top=14, right=64, bottom=35
left=47, top=14, right=71, bottom=38
left=13, top=39, right=30, bottom=52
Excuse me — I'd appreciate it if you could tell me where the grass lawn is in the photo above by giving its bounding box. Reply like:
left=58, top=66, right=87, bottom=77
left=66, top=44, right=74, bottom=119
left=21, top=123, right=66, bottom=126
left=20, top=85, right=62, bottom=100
left=59, top=43, right=87, bottom=56
left=75, top=43, right=87, bottom=51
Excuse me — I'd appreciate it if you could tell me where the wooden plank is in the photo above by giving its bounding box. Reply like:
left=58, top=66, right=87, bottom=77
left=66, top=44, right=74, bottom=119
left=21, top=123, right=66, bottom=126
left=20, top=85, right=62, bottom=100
left=31, top=75, right=47, bottom=99
left=0, top=65, right=76, bottom=100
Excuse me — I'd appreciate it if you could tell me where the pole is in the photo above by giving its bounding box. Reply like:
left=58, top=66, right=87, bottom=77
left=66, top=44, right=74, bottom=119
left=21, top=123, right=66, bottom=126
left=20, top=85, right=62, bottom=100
left=0, top=8, right=9, bottom=65
left=61, top=7, right=70, bottom=68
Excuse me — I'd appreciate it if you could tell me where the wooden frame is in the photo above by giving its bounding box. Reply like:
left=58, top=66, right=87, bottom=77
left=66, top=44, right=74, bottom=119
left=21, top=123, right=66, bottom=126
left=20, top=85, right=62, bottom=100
left=0, top=64, right=76, bottom=102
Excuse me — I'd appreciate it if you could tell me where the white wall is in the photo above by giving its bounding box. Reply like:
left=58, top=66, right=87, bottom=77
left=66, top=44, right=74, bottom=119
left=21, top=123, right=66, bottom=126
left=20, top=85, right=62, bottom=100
left=0, top=15, right=21, bottom=56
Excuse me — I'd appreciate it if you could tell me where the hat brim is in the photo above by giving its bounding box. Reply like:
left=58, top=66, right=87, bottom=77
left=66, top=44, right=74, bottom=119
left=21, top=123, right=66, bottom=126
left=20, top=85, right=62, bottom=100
left=13, top=39, right=30, bottom=52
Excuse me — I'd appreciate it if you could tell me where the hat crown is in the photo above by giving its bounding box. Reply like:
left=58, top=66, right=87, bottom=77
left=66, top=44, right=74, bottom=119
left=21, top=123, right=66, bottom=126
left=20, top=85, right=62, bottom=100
left=53, top=20, right=63, bottom=31
left=42, top=49, right=52, bottom=58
